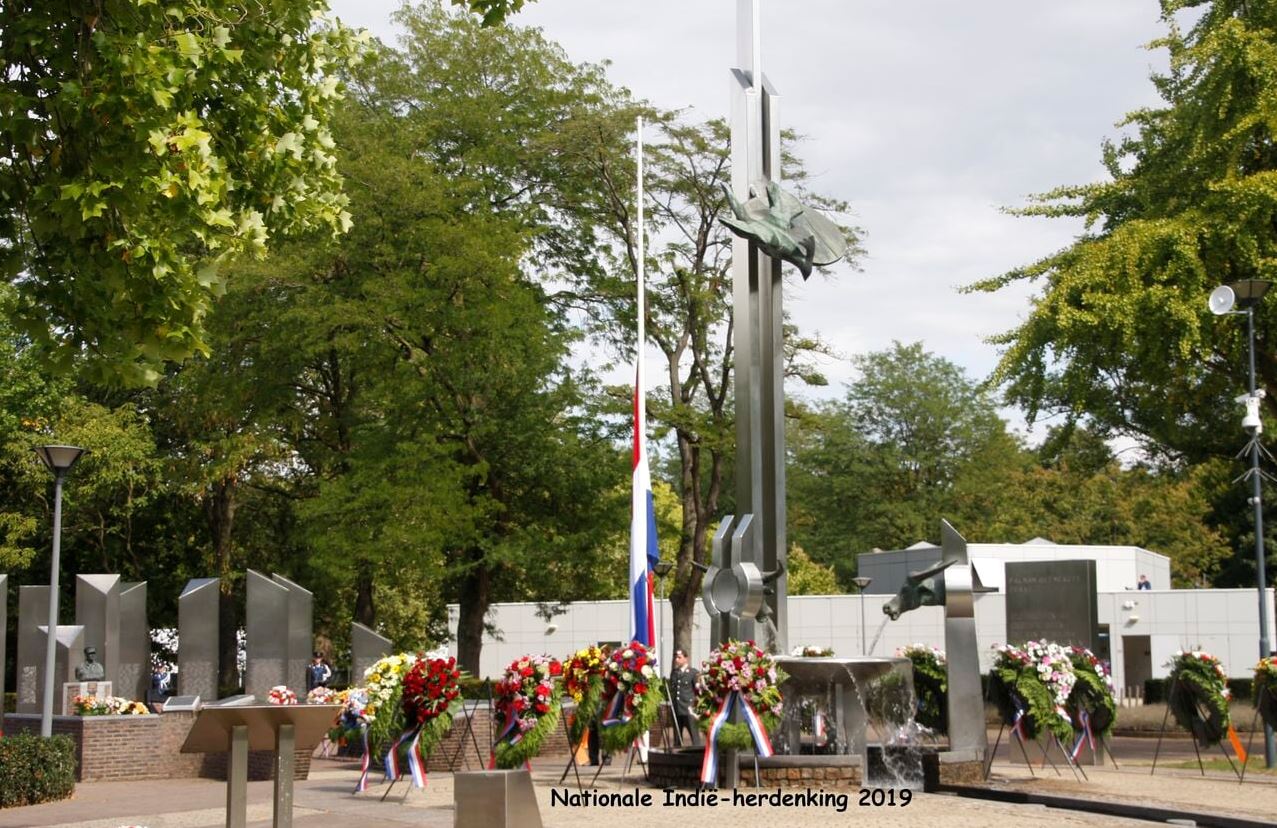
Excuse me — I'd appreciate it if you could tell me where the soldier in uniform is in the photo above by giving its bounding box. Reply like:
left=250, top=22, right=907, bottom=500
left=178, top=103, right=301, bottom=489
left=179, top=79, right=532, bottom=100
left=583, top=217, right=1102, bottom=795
left=668, top=649, right=700, bottom=746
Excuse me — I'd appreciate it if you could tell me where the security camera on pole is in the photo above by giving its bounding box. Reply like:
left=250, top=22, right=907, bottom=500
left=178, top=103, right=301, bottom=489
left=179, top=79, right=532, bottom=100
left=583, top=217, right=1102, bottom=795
left=1209, top=278, right=1276, bottom=768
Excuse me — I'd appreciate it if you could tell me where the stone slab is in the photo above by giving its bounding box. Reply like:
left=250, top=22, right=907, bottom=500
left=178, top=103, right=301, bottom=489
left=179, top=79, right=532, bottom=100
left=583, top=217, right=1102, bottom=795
left=1005, top=560, right=1099, bottom=650
left=118, top=581, right=149, bottom=702
left=179, top=578, right=220, bottom=701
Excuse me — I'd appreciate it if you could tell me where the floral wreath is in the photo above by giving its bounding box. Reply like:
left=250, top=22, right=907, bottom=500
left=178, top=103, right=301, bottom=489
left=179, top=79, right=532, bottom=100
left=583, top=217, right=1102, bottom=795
left=491, top=654, right=563, bottom=769
left=1065, top=647, right=1116, bottom=744
left=400, top=657, right=463, bottom=751
left=1167, top=650, right=1231, bottom=746
left=564, top=645, right=607, bottom=744
left=1254, top=656, right=1277, bottom=731
left=306, top=686, right=337, bottom=704
left=362, top=652, right=418, bottom=759
left=598, top=641, right=663, bottom=753
left=896, top=644, right=946, bottom=734
left=360, top=656, right=464, bottom=791
left=693, top=640, right=784, bottom=752
left=988, top=641, right=1075, bottom=744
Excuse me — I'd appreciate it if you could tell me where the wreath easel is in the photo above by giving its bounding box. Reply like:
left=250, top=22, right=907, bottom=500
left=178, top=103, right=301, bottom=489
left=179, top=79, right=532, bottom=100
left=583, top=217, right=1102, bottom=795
left=1150, top=675, right=1243, bottom=780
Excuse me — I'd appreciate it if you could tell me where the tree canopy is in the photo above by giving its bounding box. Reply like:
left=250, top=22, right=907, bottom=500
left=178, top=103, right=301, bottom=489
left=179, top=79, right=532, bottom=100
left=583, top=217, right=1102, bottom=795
left=0, top=0, right=369, bottom=385
left=968, top=0, right=1277, bottom=460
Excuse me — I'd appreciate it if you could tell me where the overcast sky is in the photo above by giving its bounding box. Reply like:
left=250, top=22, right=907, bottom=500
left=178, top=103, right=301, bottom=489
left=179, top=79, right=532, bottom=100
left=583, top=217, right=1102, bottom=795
left=328, top=1, right=1178, bottom=440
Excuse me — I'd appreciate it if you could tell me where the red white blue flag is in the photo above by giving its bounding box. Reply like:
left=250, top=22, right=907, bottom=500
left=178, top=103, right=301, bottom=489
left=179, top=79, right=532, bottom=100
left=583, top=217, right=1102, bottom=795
left=629, top=381, right=659, bottom=650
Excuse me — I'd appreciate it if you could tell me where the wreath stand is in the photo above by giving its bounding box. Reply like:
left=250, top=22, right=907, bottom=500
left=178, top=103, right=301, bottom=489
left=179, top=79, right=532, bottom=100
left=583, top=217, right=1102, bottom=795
left=1239, top=683, right=1272, bottom=783
left=1150, top=677, right=1242, bottom=780
left=981, top=685, right=1085, bottom=782
left=556, top=703, right=587, bottom=791
left=445, top=698, right=491, bottom=772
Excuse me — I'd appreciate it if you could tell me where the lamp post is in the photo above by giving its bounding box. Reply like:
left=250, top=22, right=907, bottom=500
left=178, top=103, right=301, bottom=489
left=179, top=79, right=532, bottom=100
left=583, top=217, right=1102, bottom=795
left=1208, top=279, right=1275, bottom=767
left=852, top=575, right=873, bottom=655
left=33, top=445, right=86, bottom=738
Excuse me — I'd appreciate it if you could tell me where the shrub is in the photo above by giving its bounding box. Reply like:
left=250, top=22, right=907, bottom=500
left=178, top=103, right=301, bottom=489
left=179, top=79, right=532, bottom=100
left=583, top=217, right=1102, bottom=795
left=0, top=733, right=76, bottom=807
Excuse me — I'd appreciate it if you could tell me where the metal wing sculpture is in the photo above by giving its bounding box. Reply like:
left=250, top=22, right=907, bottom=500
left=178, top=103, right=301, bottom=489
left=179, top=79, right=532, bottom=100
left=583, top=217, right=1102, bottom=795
left=720, top=180, right=848, bottom=279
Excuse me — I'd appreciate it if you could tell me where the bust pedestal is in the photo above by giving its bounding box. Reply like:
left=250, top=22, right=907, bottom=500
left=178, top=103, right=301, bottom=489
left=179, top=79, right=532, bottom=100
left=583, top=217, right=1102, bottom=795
left=63, top=680, right=112, bottom=714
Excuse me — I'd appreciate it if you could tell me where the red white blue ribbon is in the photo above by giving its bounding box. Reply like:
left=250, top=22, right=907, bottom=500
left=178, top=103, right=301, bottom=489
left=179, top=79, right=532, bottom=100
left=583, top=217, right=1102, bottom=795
left=384, top=725, right=417, bottom=782
left=488, top=710, right=523, bottom=769
left=699, top=691, right=774, bottom=786
left=1069, top=709, right=1095, bottom=762
left=1011, top=697, right=1028, bottom=741
left=406, top=727, right=427, bottom=788
left=601, top=690, right=630, bottom=727
left=354, top=726, right=370, bottom=793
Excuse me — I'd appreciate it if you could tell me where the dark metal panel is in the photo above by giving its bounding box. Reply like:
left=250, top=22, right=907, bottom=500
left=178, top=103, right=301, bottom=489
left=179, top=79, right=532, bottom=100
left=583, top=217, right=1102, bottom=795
left=179, top=577, right=220, bottom=701
left=245, top=570, right=288, bottom=697
left=118, top=581, right=149, bottom=702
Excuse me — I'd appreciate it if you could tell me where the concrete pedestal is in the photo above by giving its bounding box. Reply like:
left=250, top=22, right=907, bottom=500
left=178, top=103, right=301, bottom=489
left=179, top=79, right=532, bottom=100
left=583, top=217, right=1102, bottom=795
left=63, top=680, right=112, bottom=714
left=454, top=770, right=542, bottom=828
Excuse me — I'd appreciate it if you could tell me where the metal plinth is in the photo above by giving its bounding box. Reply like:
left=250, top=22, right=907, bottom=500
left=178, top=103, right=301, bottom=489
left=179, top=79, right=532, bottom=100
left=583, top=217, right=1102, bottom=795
left=454, top=770, right=543, bottom=828
left=228, top=725, right=248, bottom=828
left=182, top=704, right=337, bottom=828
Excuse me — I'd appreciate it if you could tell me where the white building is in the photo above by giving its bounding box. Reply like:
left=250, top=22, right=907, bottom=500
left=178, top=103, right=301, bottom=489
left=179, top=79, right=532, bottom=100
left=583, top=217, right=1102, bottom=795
left=855, top=537, right=1173, bottom=596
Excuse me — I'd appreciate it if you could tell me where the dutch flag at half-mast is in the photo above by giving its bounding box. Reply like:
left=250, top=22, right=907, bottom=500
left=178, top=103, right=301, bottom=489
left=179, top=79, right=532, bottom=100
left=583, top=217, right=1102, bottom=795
left=629, top=379, right=659, bottom=650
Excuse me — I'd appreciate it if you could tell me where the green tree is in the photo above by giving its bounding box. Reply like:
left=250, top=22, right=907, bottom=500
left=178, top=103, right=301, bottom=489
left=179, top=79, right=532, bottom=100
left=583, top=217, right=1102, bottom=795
left=188, top=4, right=633, bottom=668
left=0, top=0, right=368, bottom=384
left=786, top=544, right=840, bottom=596
left=789, top=342, right=1019, bottom=583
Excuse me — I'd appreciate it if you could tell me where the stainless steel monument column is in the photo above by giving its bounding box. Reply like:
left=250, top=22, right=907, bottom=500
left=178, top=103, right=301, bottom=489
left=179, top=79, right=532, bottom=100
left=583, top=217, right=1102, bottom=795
left=245, top=570, right=289, bottom=697
left=179, top=578, right=220, bottom=701
left=272, top=573, right=313, bottom=694
left=351, top=622, right=392, bottom=684
left=118, top=581, right=149, bottom=702
left=37, top=624, right=84, bottom=713
left=725, top=0, right=785, bottom=653
left=16, top=586, right=49, bottom=713
left=939, top=521, right=988, bottom=761
left=75, top=574, right=121, bottom=688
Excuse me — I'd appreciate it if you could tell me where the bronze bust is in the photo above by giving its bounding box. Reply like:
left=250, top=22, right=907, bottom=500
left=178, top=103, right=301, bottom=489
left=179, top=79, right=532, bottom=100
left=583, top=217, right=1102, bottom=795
left=75, top=646, right=105, bottom=681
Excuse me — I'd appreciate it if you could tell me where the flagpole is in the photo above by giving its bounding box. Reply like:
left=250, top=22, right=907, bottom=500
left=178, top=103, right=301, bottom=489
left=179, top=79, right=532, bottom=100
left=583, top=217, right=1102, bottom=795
left=636, top=115, right=646, bottom=453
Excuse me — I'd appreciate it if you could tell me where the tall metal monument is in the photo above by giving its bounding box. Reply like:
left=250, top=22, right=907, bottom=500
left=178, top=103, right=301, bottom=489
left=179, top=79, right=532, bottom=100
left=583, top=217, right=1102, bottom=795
left=705, top=2, right=847, bottom=654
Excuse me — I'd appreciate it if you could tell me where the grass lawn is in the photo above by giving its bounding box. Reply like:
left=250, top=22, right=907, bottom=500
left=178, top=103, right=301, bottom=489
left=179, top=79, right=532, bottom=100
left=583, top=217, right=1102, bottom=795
left=1166, top=756, right=1277, bottom=775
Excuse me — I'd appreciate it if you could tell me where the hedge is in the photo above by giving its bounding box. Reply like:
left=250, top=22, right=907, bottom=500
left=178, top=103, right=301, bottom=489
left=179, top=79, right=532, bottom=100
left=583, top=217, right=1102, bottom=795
left=0, top=733, right=76, bottom=808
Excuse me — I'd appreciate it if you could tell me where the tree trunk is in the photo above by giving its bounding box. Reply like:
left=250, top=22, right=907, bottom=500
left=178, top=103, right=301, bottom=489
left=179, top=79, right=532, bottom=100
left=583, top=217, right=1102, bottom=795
left=354, top=560, right=375, bottom=627
left=455, top=551, right=491, bottom=676
left=205, top=479, right=240, bottom=693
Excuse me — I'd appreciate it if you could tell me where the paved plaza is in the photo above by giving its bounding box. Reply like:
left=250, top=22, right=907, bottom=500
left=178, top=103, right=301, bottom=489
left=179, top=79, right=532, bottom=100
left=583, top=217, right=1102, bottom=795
left=2, top=749, right=1274, bottom=828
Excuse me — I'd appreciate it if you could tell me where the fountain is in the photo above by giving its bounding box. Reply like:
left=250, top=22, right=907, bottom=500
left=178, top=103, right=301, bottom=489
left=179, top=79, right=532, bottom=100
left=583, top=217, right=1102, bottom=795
left=772, top=656, right=922, bottom=786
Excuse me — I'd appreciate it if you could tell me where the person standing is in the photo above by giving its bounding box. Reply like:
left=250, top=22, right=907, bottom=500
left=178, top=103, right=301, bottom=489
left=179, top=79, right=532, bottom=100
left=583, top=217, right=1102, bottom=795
left=1137, top=574, right=1152, bottom=591
left=668, top=649, right=700, bottom=747
left=306, top=651, right=333, bottom=692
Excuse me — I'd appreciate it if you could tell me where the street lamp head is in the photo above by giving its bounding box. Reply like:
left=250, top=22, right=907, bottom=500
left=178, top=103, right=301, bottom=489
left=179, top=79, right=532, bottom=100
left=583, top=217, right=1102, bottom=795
left=1230, top=279, right=1271, bottom=307
left=32, top=445, right=87, bottom=475
left=1210, top=280, right=1272, bottom=315
left=851, top=575, right=873, bottom=591
left=654, top=560, right=674, bottom=579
